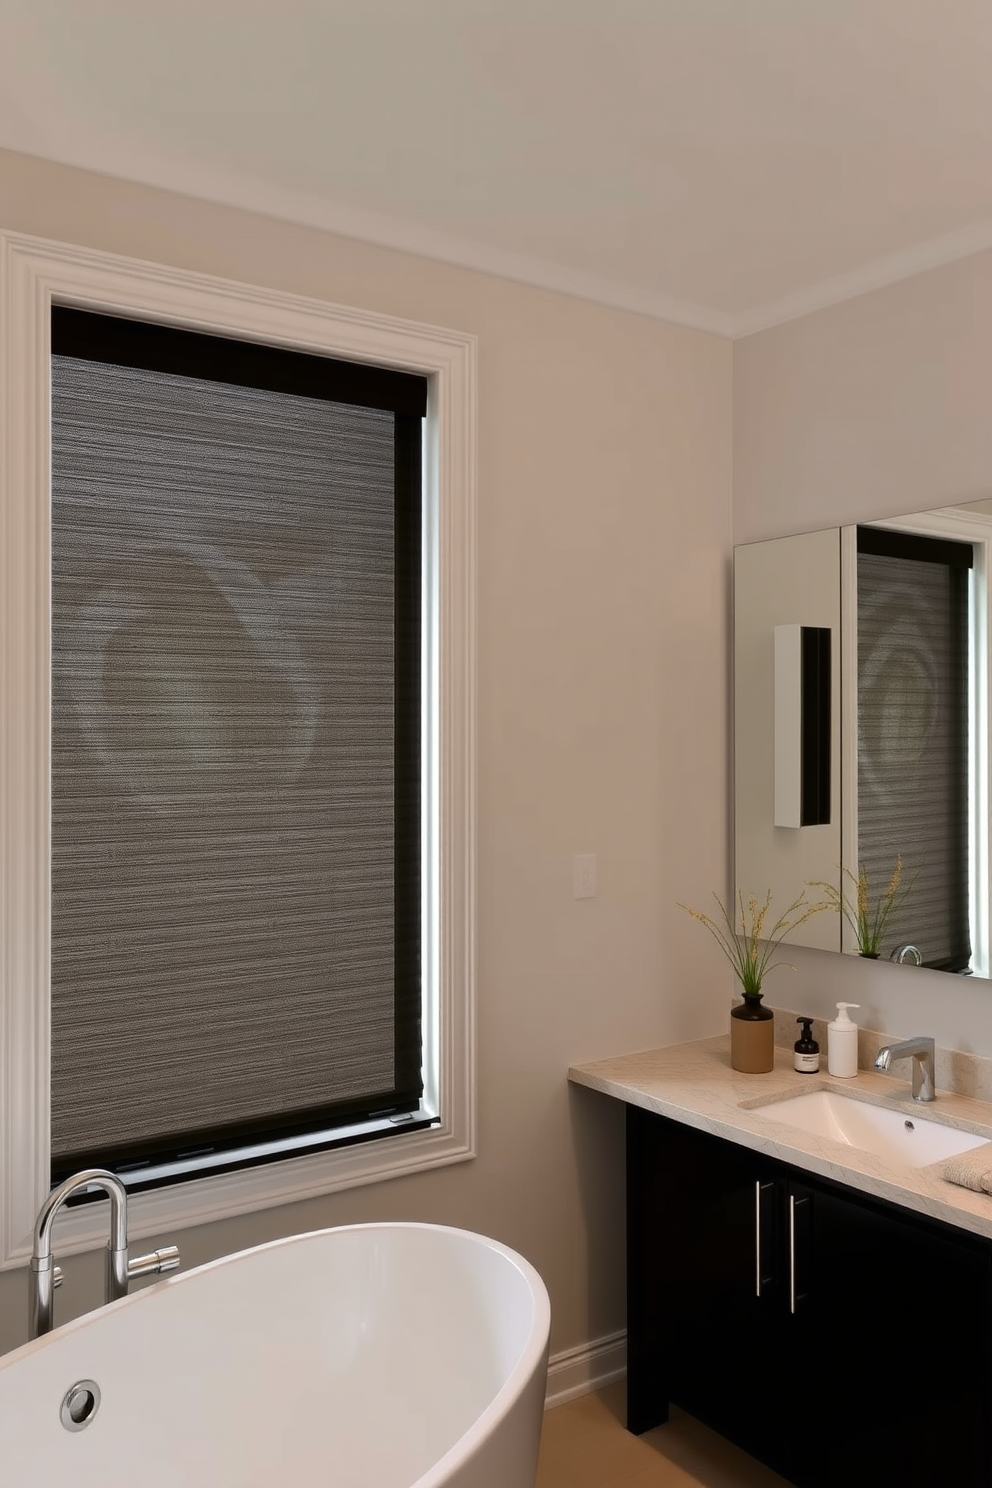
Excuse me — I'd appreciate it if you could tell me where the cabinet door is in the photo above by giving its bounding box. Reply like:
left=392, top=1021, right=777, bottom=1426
left=627, top=1110, right=992, bottom=1487
left=790, top=1175, right=992, bottom=1488
left=626, top=1108, right=791, bottom=1466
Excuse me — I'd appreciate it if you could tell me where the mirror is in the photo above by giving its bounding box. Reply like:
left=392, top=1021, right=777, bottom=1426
left=735, top=500, right=992, bottom=977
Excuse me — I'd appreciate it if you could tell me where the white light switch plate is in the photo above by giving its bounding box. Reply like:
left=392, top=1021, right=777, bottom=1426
left=573, top=853, right=597, bottom=899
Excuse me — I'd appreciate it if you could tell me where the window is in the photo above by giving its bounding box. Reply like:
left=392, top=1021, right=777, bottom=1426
left=0, top=233, right=476, bottom=1267
left=50, top=307, right=430, bottom=1187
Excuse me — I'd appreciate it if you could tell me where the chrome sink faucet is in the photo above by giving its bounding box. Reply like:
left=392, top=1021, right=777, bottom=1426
left=874, top=1037, right=936, bottom=1102
left=29, top=1168, right=180, bottom=1339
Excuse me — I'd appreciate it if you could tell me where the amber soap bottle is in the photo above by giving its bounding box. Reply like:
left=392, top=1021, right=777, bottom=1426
left=793, top=1016, right=820, bottom=1073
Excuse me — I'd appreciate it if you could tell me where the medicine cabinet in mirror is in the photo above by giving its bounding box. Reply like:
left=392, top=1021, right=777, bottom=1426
left=734, top=501, right=992, bottom=977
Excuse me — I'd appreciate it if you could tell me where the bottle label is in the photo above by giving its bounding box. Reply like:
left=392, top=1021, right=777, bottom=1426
left=794, top=1051, right=819, bottom=1072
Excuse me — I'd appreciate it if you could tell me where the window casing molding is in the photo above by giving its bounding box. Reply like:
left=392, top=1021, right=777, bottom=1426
left=0, top=230, right=477, bottom=1269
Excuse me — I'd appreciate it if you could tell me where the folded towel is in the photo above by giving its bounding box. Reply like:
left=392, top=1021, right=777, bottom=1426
left=942, top=1141, right=992, bottom=1193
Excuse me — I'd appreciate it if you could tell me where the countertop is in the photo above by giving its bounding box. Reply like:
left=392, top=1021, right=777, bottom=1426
left=568, top=1035, right=992, bottom=1242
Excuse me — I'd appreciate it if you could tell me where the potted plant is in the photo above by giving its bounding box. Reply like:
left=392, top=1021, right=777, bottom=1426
left=679, top=888, right=828, bottom=1071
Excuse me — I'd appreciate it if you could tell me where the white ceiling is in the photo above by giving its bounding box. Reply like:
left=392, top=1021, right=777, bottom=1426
left=4, top=0, right=992, bottom=336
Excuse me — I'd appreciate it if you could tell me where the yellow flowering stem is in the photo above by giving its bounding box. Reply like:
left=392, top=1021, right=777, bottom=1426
left=679, top=889, right=829, bottom=997
left=809, top=857, right=915, bottom=957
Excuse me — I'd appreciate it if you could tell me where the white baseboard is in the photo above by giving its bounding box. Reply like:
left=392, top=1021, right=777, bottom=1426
left=544, top=1329, right=627, bottom=1409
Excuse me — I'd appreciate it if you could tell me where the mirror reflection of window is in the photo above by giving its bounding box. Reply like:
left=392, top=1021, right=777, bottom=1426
left=856, top=527, right=972, bottom=972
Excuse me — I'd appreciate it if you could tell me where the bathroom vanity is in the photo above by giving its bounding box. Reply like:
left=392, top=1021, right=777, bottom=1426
left=569, top=1036, right=992, bottom=1488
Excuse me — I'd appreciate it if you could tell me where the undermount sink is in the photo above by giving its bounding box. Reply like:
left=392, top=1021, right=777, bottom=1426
left=751, top=1089, right=990, bottom=1169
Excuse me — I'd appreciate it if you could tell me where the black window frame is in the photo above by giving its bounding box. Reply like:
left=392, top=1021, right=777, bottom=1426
left=49, top=306, right=433, bottom=1192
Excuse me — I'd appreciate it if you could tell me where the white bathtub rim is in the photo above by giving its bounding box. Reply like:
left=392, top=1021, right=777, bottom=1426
left=0, top=1221, right=552, bottom=1468
left=405, top=1232, right=551, bottom=1487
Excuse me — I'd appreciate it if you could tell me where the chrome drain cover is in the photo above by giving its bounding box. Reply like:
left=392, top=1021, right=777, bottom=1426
left=60, top=1379, right=101, bottom=1431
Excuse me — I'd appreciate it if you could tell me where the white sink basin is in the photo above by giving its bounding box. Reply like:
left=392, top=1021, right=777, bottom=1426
left=752, top=1089, right=990, bottom=1168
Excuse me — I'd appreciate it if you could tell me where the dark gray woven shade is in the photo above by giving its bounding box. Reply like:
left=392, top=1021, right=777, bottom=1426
left=50, top=329, right=423, bottom=1174
left=857, top=529, right=971, bottom=972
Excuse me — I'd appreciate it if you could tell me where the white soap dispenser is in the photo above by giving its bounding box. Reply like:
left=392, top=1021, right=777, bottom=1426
left=827, top=1002, right=860, bottom=1078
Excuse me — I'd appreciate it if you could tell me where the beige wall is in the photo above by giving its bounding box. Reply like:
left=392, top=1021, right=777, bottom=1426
left=0, top=148, right=734, bottom=1356
left=734, top=251, right=992, bottom=542
left=734, top=248, right=992, bottom=1057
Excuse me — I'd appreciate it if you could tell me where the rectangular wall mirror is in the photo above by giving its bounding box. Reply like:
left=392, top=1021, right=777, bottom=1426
left=735, top=500, right=992, bottom=978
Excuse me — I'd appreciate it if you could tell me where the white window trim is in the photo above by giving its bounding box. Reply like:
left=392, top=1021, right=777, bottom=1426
left=0, top=231, right=477, bottom=1269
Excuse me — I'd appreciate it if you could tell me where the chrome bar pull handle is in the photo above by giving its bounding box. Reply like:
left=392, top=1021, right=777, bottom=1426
left=788, top=1192, right=810, bottom=1315
left=755, top=1181, right=761, bottom=1296
left=755, top=1180, right=774, bottom=1297
left=752, top=1178, right=761, bottom=1297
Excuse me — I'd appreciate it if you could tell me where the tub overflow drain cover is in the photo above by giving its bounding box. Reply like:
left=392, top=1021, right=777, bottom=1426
left=60, top=1379, right=101, bottom=1431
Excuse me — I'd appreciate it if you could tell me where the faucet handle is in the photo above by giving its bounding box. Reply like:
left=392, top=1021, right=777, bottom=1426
left=127, top=1244, right=180, bottom=1281
left=53, top=1265, right=63, bottom=1291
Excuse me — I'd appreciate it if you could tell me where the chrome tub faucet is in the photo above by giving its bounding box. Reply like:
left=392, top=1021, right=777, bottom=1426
left=874, top=1037, right=936, bottom=1102
left=29, top=1168, right=180, bottom=1339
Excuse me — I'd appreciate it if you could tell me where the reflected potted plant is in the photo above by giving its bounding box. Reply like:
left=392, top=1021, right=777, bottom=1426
left=810, top=857, right=914, bottom=958
left=678, top=889, right=828, bottom=1072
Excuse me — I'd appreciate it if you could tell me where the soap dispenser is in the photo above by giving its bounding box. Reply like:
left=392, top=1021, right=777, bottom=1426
left=794, top=1017, right=819, bottom=1073
left=827, top=1003, right=860, bottom=1078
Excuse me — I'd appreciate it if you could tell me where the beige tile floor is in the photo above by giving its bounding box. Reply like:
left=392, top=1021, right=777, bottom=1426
left=536, top=1382, right=791, bottom=1488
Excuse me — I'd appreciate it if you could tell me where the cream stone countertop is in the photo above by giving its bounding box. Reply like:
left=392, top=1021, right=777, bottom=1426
left=568, top=1034, right=992, bottom=1244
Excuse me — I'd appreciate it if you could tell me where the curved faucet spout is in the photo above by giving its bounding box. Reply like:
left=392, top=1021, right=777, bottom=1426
left=29, top=1169, right=129, bottom=1339
left=874, top=1037, right=936, bottom=1102
left=33, top=1168, right=128, bottom=1259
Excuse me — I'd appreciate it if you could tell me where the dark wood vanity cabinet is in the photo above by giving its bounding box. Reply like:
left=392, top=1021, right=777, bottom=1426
left=627, top=1106, right=992, bottom=1488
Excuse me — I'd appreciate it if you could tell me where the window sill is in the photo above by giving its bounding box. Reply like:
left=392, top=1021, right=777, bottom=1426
left=5, top=1114, right=472, bottom=1269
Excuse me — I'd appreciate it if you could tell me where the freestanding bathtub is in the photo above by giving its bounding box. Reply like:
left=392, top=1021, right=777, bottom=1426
left=0, top=1222, right=551, bottom=1487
